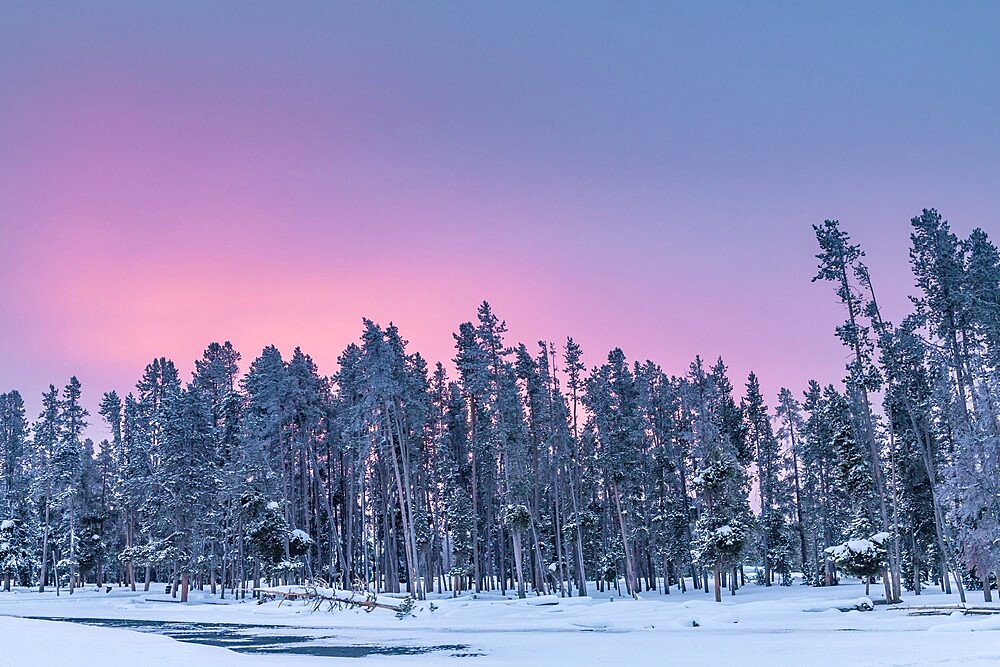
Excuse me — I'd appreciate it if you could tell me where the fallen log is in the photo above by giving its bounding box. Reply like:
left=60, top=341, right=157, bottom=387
left=898, top=604, right=1000, bottom=617
left=252, top=584, right=406, bottom=614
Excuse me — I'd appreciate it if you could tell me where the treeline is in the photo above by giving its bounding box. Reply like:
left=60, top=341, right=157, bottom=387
left=0, top=209, right=998, bottom=604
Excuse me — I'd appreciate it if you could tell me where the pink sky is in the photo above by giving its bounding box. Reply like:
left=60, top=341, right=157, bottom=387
left=2, top=3, right=998, bottom=438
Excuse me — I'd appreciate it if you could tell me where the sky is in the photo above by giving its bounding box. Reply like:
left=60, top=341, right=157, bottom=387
left=2, top=2, right=998, bottom=440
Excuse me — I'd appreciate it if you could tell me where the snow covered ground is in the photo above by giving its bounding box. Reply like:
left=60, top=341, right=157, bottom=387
left=1, top=579, right=999, bottom=666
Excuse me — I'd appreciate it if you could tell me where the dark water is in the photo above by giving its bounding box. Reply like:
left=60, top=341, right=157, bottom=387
left=24, top=616, right=481, bottom=658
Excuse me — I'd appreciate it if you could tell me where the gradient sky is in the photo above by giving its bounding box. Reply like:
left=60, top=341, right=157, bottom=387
left=2, top=2, right=999, bottom=440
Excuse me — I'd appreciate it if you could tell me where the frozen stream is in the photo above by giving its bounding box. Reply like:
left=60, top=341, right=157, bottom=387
left=21, top=616, right=480, bottom=659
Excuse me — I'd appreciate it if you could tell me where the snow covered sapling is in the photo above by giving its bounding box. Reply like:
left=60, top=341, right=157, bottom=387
left=247, top=501, right=313, bottom=584
left=394, top=594, right=416, bottom=619
left=693, top=520, right=749, bottom=576
left=75, top=532, right=107, bottom=588
left=289, top=529, right=314, bottom=558
left=248, top=501, right=292, bottom=580
left=826, top=532, right=890, bottom=596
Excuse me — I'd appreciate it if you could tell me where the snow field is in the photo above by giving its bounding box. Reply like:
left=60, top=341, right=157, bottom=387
left=1, top=578, right=999, bottom=666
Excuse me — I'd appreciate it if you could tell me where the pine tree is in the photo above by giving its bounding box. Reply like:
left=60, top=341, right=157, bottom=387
left=33, top=386, right=61, bottom=591
left=775, top=388, right=810, bottom=583
left=53, top=377, right=88, bottom=593
left=159, top=385, right=215, bottom=602
left=637, top=365, right=694, bottom=593
left=909, top=209, right=975, bottom=430
left=358, top=321, right=426, bottom=599
left=134, top=358, right=181, bottom=591
left=191, top=342, right=243, bottom=597
left=744, top=372, right=782, bottom=585
left=908, top=211, right=1000, bottom=600
left=813, top=220, right=901, bottom=602
left=686, top=357, right=752, bottom=602
left=0, top=392, right=27, bottom=517
left=562, top=337, right=589, bottom=595
left=453, top=320, right=490, bottom=593
left=963, top=229, right=1000, bottom=364
left=585, top=348, right=643, bottom=598
left=99, top=391, right=133, bottom=589
left=440, top=381, right=475, bottom=595
left=0, top=391, right=29, bottom=591
left=0, top=517, right=31, bottom=590
left=284, top=347, right=326, bottom=579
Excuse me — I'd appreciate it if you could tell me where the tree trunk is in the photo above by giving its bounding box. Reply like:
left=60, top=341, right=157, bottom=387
left=512, top=531, right=526, bottom=599
left=611, top=480, right=638, bottom=598
left=553, top=493, right=568, bottom=597
left=529, top=519, right=546, bottom=595
left=788, top=424, right=810, bottom=578
left=127, top=514, right=136, bottom=592
left=52, top=549, right=60, bottom=597
left=759, top=462, right=770, bottom=587
left=39, top=500, right=50, bottom=593
left=469, top=403, right=482, bottom=594
left=713, top=561, right=722, bottom=602
left=68, top=498, right=76, bottom=595
left=219, top=535, right=226, bottom=600
left=385, top=405, right=422, bottom=599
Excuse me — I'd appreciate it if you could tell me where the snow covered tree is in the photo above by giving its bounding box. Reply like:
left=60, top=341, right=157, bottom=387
left=776, top=388, right=811, bottom=583
left=0, top=391, right=31, bottom=591
left=438, top=381, right=475, bottom=595
left=355, top=321, right=428, bottom=599
left=159, top=384, right=217, bottom=602
left=585, top=348, right=643, bottom=598
left=684, top=357, right=752, bottom=602
left=0, top=392, right=28, bottom=520
left=99, top=390, right=133, bottom=588
left=0, top=518, right=31, bottom=590
left=50, top=377, right=88, bottom=594
left=133, top=358, right=181, bottom=591
left=744, top=372, right=784, bottom=585
left=909, top=209, right=975, bottom=431
left=964, top=229, right=1000, bottom=365
left=691, top=453, right=750, bottom=601
left=813, top=220, right=901, bottom=602
left=562, top=337, right=590, bottom=595
left=826, top=520, right=890, bottom=596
